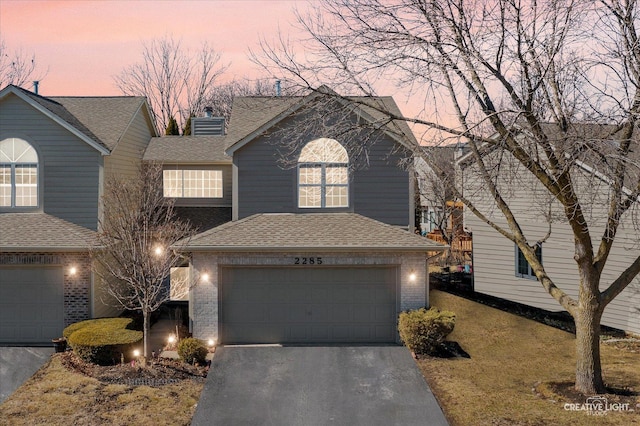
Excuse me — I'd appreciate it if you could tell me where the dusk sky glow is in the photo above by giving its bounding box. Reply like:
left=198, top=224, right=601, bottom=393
left=1, top=0, right=313, bottom=96
left=1, top=0, right=434, bottom=135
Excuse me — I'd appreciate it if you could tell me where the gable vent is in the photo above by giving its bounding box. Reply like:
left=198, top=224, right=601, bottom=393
left=192, top=117, right=225, bottom=136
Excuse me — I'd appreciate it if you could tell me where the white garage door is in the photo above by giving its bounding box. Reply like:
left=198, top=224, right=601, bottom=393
left=0, top=267, right=65, bottom=344
left=220, top=266, right=398, bottom=344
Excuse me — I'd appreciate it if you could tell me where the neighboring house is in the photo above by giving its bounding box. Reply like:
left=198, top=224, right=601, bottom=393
left=458, top=126, right=640, bottom=335
left=415, top=146, right=472, bottom=263
left=0, top=84, right=157, bottom=344
left=146, top=89, right=445, bottom=344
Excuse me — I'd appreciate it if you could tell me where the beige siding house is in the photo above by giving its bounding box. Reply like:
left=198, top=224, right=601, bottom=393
left=460, top=144, right=640, bottom=335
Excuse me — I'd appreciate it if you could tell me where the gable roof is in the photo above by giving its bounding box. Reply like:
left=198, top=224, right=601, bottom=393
left=456, top=123, right=640, bottom=190
left=143, top=135, right=231, bottom=163
left=0, top=213, right=96, bottom=251
left=0, top=85, right=155, bottom=155
left=49, top=95, right=154, bottom=151
left=225, top=88, right=418, bottom=156
left=183, top=213, right=445, bottom=252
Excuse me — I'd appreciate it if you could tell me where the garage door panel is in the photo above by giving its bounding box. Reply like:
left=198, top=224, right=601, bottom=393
left=310, top=304, right=329, bottom=321
left=288, top=305, right=309, bottom=322
left=267, top=305, right=289, bottom=322
left=375, top=325, right=396, bottom=340
left=0, top=267, right=64, bottom=344
left=311, top=287, right=329, bottom=302
left=375, top=305, right=396, bottom=321
left=352, top=305, right=374, bottom=323
left=220, top=266, right=398, bottom=344
left=329, top=305, right=352, bottom=322
left=287, top=285, right=309, bottom=303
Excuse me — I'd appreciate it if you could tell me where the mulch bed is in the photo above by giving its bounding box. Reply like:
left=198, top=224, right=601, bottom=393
left=59, top=351, right=208, bottom=387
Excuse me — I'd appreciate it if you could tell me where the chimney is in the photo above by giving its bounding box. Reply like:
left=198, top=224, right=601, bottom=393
left=204, top=106, right=213, bottom=118
left=275, top=80, right=281, bottom=96
left=33, top=81, right=39, bottom=95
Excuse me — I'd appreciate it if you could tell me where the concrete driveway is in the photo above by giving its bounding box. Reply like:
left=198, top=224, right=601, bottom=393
left=0, top=347, right=53, bottom=404
left=191, top=346, right=448, bottom=426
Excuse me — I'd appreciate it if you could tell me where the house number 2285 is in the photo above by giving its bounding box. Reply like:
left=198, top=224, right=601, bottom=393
left=294, top=257, right=322, bottom=265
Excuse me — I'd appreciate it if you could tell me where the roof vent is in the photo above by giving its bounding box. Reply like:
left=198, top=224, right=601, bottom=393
left=204, top=106, right=213, bottom=118
left=192, top=116, right=225, bottom=136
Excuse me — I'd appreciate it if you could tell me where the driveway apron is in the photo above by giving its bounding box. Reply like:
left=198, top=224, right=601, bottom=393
left=0, top=347, right=53, bottom=404
left=191, top=345, right=448, bottom=426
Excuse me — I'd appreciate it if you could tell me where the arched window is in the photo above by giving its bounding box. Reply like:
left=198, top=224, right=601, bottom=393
left=0, top=138, right=39, bottom=207
left=298, top=138, right=349, bottom=208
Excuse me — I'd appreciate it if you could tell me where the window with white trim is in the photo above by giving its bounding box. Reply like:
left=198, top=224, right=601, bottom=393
left=516, top=243, right=542, bottom=279
left=298, top=138, right=349, bottom=208
left=0, top=138, right=38, bottom=207
left=162, top=169, right=222, bottom=198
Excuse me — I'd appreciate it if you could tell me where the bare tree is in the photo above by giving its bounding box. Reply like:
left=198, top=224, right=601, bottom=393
left=0, top=39, right=46, bottom=89
left=205, top=78, right=279, bottom=127
left=114, top=35, right=227, bottom=133
left=91, top=163, right=195, bottom=358
left=255, top=0, right=640, bottom=395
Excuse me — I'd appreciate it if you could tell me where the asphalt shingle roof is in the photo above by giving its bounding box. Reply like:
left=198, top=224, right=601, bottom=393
left=49, top=96, right=148, bottom=151
left=0, top=213, right=96, bottom=251
left=225, top=93, right=418, bottom=151
left=184, top=213, right=446, bottom=251
left=143, top=90, right=417, bottom=162
left=143, top=136, right=231, bottom=163
left=10, top=85, right=148, bottom=152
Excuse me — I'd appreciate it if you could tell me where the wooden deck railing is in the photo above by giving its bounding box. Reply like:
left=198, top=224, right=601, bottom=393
left=426, top=231, right=473, bottom=253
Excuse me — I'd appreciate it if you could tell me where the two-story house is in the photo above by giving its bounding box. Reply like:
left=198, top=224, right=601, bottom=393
left=1, top=84, right=444, bottom=345
left=144, top=90, right=445, bottom=344
left=0, top=84, right=156, bottom=344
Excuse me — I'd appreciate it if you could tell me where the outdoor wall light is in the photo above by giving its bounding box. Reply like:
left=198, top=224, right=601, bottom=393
left=409, top=271, right=417, bottom=282
left=154, top=245, right=164, bottom=256
left=69, top=266, right=77, bottom=276
left=201, top=273, right=210, bottom=282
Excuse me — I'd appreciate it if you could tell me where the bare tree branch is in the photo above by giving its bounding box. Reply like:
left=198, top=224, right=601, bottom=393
left=114, top=35, right=227, bottom=133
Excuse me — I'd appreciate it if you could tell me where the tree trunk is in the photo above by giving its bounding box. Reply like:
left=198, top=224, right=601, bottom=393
left=143, top=310, right=149, bottom=359
left=574, top=300, right=605, bottom=394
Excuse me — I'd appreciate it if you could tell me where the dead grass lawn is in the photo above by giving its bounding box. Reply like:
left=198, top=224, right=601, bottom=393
left=420, top=290, right=640, bottom=425
left=0, top=355, right=203, bottom=425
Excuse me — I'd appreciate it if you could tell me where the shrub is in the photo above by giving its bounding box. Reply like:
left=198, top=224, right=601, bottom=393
left=177, top=337, right=207, bottom=365
left=398, top=307, right=456, bottom=356
left=64, top=318, right=142, bottom=365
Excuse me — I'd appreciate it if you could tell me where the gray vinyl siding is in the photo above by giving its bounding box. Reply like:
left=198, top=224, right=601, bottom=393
left=162, top=164, right=232, bottom=207
left=352, top=140, right=411, bottom=226
left=235, top=124, right=411, bottom=227
left=462, top=153, right=640, bottom=335
left=0, top=93, right=102, bottom=230
left=104, top=105, right=153, bottom=179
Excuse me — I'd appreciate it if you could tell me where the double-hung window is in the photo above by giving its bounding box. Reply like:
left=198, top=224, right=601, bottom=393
left=298, top=138, right=349, bottom=208
left=515, top=243, right=542, bottom=279
left=0, top=138, right=38, bottom=208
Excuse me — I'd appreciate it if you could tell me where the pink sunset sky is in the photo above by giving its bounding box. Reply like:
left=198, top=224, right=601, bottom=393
left=1, top=0, right=311, bottom=94
left=1, top=0, right=425, bottom=117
